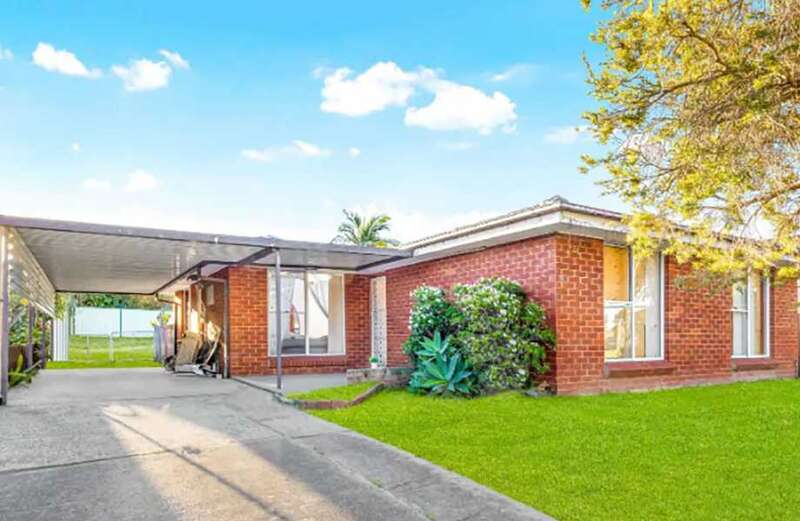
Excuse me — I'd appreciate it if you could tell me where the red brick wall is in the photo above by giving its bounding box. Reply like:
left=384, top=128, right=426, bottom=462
left=210, top=234, right=799, bottom=389
left=551, top=235, right=605, bottom=394
left=219, top=267, right=371, bottom=376
left=345, top=274, right=372, bottom=369
left=227, top=266, right=269, bottom=375
left=380, top=235, right=798, bottom=394
left=595, top=257, right=798, bottom=393
left=383, top=235, right=558, bottom=368
left=770, top=279, right=799, bottom=368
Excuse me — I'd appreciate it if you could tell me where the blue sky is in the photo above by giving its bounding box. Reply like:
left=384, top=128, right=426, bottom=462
left=0, top=1, right=615, bottom=243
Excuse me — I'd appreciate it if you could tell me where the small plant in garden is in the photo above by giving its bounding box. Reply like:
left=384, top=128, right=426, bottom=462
left=409, top=347, right=477, bottom=396
left=9, top=353, right=38, bottom=387
left=369, top=355, right=380, bottom=368
left=414, top=330, right=453, bottom=361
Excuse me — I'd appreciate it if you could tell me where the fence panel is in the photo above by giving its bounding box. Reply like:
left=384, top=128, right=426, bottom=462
left=53, top=317, right=69, bottom=361
left=74, top=307, right=162, bottom=337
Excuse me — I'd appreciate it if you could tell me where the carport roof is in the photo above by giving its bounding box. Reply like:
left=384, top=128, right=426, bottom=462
left=0, top=214, right=411, bottom=295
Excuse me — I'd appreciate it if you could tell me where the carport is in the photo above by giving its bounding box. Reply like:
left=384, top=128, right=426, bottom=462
left=0, top=215, right=410, bottom=405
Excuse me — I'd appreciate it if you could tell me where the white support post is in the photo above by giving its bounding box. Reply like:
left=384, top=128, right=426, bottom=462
left=274, top=250, right=283, bottom=390
left=223, top=280, right=229, bottom=378
left=0, top=227, right=9, bottom=405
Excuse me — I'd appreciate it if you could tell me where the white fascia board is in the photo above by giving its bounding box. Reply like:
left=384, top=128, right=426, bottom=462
left=360, top=210, right=627, bottom=274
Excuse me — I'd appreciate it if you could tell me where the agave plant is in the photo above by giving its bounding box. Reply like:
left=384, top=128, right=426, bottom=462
left=409, top=351, right=477, bottom=397
left=413, top=330, right=452, bottom=362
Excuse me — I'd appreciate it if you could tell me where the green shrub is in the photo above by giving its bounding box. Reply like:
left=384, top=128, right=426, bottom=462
left=403, top=278, right=555, bottom=396
left=408, top=346, right=477, bottom=396
left=452, top=278, right=554, bottom=391
left=403, top=286, right=460, bottom=361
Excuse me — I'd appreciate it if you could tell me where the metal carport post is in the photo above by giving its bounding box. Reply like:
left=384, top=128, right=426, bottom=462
left=0, top=227, right=9, bottom=405
left=273, top=249, right=283, bottom=390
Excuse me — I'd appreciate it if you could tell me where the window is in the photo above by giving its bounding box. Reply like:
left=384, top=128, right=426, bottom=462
left=269, top=271, right=345, bottom=355
left=732, top=273, right=769, bottom=358
left=603, top=245, right=663, bottom=361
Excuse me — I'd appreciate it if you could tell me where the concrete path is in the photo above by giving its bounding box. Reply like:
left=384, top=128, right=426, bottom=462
left=0, top=368, right=553, bottom=521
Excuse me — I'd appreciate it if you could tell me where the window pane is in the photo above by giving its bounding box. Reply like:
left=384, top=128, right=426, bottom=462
left=732, top=311, right=747, bottom=356
left=605, top=306, right=631, bottom=359
left=307, top=273, right=345, bottom=355
left=732, top=282, right=747, bottom=311
left=269, top=272, right=306, bottom=355
left=633, top=255, right=660, bottom=358
left=751, top=275, right=764, bottom=356
left=307, top=273, right=329, bottom=354
left=603, top=246, right=629, bottom=301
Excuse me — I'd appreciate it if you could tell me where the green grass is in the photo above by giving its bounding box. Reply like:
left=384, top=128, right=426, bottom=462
left=311, top=380, right=800, bottom=520
left=287, top=381, right=378, bottom=401
left=48, top=336, right=160, bottom=369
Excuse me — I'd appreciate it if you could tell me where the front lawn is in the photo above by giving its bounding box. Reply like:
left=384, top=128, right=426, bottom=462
left=287, top=381, right=377, bottom=401
left=311, top=379, right=800, bottom=520
left=48, top=336, right=160, bottom=369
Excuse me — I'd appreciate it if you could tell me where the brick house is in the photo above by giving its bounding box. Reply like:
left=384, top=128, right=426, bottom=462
left=173, top=196, right=799, bottom=395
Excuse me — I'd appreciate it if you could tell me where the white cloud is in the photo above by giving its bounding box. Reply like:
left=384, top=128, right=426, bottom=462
left=319, top=61, right=518, bottom=134
left=405, top=80, right=517, bottom=135
left=292, top=140, right=331, bottom=157
left=71, top=142, right=81, bottom=152
left=0, top=46, right=12, bottom=61
left=311, top=65, right=330, bottom=79
left=158, top=49, right=190, bottom=70
left=348, top=147, right=361, bottom=158
left=32, top=42, right=101, bottom=78
left=241, top=140, right=332, bottom=163
left=320, top=61, right=426, bottom=116
left=112, top=59, right=172, bottom=91
left=82, top=178, right=112, bottom=191
left=438, top=141, right=476, bottom=151
left=490, top=63, right=537, bottom=83
left=124, top=170, right=158, bottom=192
left=543, top=125, right=590, bottom=145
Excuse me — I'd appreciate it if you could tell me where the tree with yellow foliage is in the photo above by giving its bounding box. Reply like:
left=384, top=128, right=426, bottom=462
left=582, top=0, right=800, bottom=281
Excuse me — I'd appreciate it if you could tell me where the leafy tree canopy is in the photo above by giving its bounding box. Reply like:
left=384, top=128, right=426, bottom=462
left=68, top=293, right=162, bottom=310
left=582, top=0, right=800, bottom=281
left=332, top=209, right=399, bottom=248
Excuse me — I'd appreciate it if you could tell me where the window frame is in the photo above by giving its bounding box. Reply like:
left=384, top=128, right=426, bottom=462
left=269, top=269, right=347, bottom=357
left=604, top=247, right=665, bottom=363
left=731, top=274, right=770, bottom=359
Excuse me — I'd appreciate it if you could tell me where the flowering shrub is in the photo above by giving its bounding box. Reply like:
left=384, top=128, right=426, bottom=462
left=453, top=278, right=554, bottom=391
left=403, top=278, right=555, bottom=395
left=403, top=285, right=459, bottom=362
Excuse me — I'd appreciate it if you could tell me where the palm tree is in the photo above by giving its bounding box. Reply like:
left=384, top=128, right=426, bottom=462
left=333, top=209, right=399, bottom=247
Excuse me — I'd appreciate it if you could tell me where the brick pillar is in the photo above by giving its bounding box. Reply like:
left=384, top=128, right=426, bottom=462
left=770, top=277, right=799, bottom=372
left=227, top=266, right=268, bottom=375
left=552, top=235, right=605, bottom=394
left=345, top=274, right=371, bottom=369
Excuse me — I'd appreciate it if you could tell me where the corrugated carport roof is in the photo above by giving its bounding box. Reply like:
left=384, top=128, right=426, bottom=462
left=0, top=215, right=411, bottom=295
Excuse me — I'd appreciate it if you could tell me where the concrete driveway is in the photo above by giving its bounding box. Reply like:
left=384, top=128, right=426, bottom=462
left=0, top=369, right=551, bottom=521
